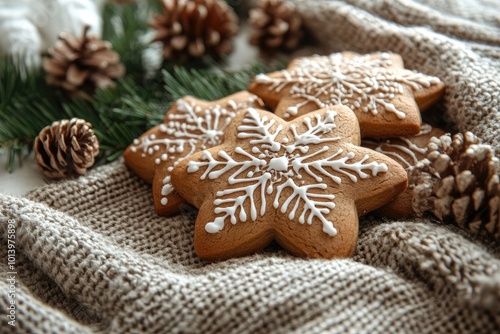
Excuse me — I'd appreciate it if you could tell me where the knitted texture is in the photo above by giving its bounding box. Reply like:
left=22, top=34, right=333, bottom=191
left=287, top=0, right=500, bottom=152
left=1, top=0, right=500, bottom=332
left=1, top=162, right=500, bottom=333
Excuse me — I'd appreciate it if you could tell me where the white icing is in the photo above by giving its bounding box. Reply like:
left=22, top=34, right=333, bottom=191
left=188, top=108, right=388, bottom=237
left=362, top=124, right=434, bottom=168
left=269, top=156, right=288, bottom=171
left=130, top=97, right=258, bottom=206
left=256, top=52, right=441, bottom=119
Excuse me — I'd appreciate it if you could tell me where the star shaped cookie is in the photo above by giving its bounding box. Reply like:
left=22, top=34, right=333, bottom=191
left=171, top=106, right=408, bottom=260
left=123, top=91, right=264, bottom=216
left=248, top=52, right=445, bottom=138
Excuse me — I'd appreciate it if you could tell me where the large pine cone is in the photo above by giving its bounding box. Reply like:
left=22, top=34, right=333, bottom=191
left=409, top=132, right=500, bottom=239
left=248, top=0, right=302, bottom=53
left=44, top=25, right=125, bottom=95
left=150, top=0, right=239, bottom=60
left=34, top=119, right=100, bottom=179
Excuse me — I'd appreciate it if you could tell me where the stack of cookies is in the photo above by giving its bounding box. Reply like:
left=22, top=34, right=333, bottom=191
left=124, top=52, right=445, bottom=261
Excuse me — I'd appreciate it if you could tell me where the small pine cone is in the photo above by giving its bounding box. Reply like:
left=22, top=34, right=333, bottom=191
left=34, top=119, right=100, bottom=179
left=150, top=0, right=239, bottom=60
left=248, top=0, right=302, bottom=53
left=409, top=132, right=500, bottom=239
left=44, top=25, right=125, bottom=95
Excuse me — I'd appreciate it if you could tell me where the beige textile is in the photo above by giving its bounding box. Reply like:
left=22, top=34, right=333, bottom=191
left=1, top=0, right=500, bottom=332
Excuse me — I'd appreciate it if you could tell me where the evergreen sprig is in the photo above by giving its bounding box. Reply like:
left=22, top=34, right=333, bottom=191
left=0, top=1, right=283, bottom=172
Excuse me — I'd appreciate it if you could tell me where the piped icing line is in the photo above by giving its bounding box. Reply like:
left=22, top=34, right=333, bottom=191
left=255, top=53, right=441, bottom=119
left=362, top=123, right=433, bottom=169
left=187, top=108, right=388, bottom=237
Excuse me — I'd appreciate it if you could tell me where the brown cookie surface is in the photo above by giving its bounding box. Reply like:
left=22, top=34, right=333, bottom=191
left=171, top=106, right=408, bottom=261
left=123, top=91, right=264, bottom=216
left=248, top=52, right=445, bottom=138
left=362, top=123, right=446, bottom=218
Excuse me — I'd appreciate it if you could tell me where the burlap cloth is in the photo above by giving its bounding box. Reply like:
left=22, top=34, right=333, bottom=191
left=1, top=0, right=500, bottom=333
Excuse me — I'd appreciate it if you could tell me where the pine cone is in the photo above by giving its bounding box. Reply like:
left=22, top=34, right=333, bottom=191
left=44, top=25, right=125, bottom=95
left=34, top=119, right=100, bottom=179
left=248, top=0, right=302, bottom=53
left=150, top=0, right=239, bottom=60
left=409, top=132, right=500, bottom=239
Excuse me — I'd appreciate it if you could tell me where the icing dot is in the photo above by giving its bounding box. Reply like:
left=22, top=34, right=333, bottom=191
left=187, top=163, right=199, bottom=173
left=161, top=187, right=170, bottom=196
left=161, top=198, right=168, bottom=205
left=269, top=156, right=288, bottom=172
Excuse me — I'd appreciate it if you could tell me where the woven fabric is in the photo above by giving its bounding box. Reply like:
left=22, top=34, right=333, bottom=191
left=1, top=0, right=500, bottom=332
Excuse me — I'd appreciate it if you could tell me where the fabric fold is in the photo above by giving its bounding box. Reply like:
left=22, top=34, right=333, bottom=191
left=1, top=161, right=499, bottom=333
left=1, top=0, right=500, bottom=332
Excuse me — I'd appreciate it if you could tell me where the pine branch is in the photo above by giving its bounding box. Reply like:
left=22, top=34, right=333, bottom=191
left=0, top=1, right=284, bottom=173
left=0, top=56, right=283, bottom=172
left=164, top=61, right=282, bottom=101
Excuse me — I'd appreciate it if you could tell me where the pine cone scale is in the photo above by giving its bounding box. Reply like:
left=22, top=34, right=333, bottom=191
left=91, top=50, right=120, bottom=65
left=59, top=32, right=82, bottom=51
left=44, top=60, right=66, bottom=77
left=473, top=189, right=485, bottom=210
left=67, top=64, right=89, bottom=86
left=410, top=131, right=500, bottom=241
left=189, top=40, right=205, bottom=57
left=171, top=36, right=188, bottom=50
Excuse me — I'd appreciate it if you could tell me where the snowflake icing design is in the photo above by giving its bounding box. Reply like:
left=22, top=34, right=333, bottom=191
left=187, top=108, right=389, bottom=237
left=131, top=98, right=254, bottom=205
left=255, top=53, right=441, bottom=119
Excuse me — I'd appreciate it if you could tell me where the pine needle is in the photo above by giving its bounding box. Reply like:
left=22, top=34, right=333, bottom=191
left=0, top=2, right=283, bottom=173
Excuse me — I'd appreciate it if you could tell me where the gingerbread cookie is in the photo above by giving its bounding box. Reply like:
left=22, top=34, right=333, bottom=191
left=123, top=91, right=264, bottom=216
left=248, top=52, right=445, bottom=138
left=171, top=106, right=408, bottom=260
left=362, top=123, right=446, bottom=218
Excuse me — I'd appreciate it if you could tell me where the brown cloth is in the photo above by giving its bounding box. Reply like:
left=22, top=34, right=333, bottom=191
left=1, top=0, right=500, bottom=332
